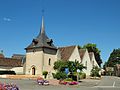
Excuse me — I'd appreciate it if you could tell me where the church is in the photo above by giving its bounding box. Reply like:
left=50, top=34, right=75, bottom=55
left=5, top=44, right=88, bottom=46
left=0, top=16, right=99, bottom=78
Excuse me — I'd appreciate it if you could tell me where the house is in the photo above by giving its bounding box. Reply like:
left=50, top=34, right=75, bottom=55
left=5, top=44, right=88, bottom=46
left=114, top=64, right=120, bottom=77
left=0, top=54, right=24, bottom=75
left=57, top=46, right=99, bottom=76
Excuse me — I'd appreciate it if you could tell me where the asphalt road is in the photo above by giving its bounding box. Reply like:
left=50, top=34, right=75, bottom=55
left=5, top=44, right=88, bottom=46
left=0, top=76, right=120, bottom=90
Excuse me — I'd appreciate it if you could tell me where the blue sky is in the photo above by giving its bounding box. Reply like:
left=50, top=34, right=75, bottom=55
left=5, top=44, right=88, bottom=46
left=0, top=0, right=120, bottom=64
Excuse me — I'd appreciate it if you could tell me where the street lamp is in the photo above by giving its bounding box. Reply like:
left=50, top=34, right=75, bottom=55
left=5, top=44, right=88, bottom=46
left=77, top=69, right=80, bottom=82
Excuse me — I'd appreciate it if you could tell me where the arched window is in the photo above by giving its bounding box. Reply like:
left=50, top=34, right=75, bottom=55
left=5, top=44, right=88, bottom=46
left=48, top=58, right=51, bottom=66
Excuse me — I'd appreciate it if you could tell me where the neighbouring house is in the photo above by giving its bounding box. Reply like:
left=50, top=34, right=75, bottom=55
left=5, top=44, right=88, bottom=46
left=56, top=46, right=99, bottom=76
left=0, top=54, right=25, bottom=75
left=114, top=64, right=120, bottom=77
left=0, top=15, right=101, bottom=77
left=105, top=67, right=114, bottom=76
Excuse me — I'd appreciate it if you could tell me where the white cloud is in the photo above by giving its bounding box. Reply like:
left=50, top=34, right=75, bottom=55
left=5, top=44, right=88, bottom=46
left=3, top=17, right=11, bottom=22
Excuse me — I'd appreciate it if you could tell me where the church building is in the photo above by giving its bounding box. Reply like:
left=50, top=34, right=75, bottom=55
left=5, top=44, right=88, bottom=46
left=24, top=16, right=100, bottom=77
left=0, top=15, right=100, bottom=77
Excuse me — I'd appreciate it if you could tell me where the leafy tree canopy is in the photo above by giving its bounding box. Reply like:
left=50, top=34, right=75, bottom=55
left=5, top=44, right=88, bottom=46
left=83, top=43, right=102, bottom=67
left=53, top=60, right=85, bottom=73
left=105, top=48, right=120, bottom=67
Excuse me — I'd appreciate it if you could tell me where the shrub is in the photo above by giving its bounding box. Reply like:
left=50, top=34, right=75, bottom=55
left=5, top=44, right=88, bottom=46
left=79, top=73, right=86, bottom=79
left=54, top=72, right=67, bottom=80
left=90, top=66, right=101, bottom=77
left=64, top=78, right=73, bottom=82
left=42, top=71, right=48, bottom=79
left=0, top=71, right=16, bottom=75
left=68, top=73, right=77, bottom=81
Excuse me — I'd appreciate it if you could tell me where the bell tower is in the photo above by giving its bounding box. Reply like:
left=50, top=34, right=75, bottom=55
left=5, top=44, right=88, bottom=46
left=25, top=16, right=57, bottom=76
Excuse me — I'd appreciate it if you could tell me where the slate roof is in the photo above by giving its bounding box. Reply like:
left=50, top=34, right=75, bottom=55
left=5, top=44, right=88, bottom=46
left=26, top=16, right=57, bottom=50
left=58, top=46, right=76, bottom=61
left=79, top=49, right=86, bottom=60
left=0, top=58, right=22, bottom=67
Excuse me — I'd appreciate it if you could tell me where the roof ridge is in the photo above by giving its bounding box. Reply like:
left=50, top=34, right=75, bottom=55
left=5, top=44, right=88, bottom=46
left=58, top=45, right=76, bottom=48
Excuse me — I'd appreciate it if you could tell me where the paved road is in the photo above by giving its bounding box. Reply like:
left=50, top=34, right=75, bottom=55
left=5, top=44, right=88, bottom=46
left=0, top=76, right=120, bottom=90
left=93, top=76, right=120, bottom=89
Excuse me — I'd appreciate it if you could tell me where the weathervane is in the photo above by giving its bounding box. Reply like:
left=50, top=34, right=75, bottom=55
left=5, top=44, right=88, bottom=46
left=41, top=0, right=45, bottom=16
left=42, top=9, right=44, bottom=16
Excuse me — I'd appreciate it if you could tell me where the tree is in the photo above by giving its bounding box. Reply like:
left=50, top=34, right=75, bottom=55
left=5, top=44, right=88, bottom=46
left=54, top=71, right=67, bottom=80
left=54, top=60, right=85, bottom=73
left=106, top=48, right=120, bottom=67
left=66, top=60, right=85, bottom=72
left=53, top=60, right=85, bottom=80
left=83, top=43, right=102, bottom=67
left=53, top=60, right=67, bottom=72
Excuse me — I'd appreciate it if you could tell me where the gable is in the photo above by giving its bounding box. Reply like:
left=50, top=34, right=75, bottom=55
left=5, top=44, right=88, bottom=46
left=69, top=46, right=81, bottom=62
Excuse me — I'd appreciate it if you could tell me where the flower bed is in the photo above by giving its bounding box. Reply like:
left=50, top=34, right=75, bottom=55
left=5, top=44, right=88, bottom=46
left=0, top=83, right=19, bottom=90
left=37, top=77, right=49, bottom=85
left=59, top=80, right=79, bottom=85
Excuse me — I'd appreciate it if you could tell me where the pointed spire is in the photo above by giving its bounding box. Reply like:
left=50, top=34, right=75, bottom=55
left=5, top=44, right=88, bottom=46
left=25, top=9, right=57, bottom=50
left=40, top=9, right=45, bottom=34
left=41, top=15, right=45, bottom=34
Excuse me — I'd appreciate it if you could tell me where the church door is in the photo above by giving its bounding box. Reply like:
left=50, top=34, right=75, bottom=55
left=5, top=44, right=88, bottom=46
left=32, top=67, right=35, bottom=75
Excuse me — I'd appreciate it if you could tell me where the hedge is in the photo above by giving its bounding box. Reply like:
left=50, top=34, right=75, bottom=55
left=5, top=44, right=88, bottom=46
left=0, top=71, right=16, bottom=75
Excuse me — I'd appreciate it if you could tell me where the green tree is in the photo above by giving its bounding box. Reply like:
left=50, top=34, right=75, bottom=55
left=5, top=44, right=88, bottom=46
left=66, top=60, right=85, bottom=72
left=53, top=60, right=85, bottom=73
left=54, top=71, right=67, bottom=80
left=53, top=60, right=67, bottom=72
left=53, top=60, right=85, bottom=80
left=83, top=43, right=102, bottom=67
left=106, top=48, right=120, bottom=67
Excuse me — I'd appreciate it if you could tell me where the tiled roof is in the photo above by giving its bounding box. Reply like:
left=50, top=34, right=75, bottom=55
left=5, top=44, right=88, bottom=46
left=58, top=46, right=76, bottom=61
left=0, top=54, right=4, bottom=58
left=79, top=49, right=86, bottom=60
left=0, top=58, right=22, bottom=67
left=12, top=54, right=25, bottom=60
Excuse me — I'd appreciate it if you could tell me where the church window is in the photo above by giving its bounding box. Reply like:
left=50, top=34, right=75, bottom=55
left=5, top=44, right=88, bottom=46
left=48, top=58, right=51, bottom=66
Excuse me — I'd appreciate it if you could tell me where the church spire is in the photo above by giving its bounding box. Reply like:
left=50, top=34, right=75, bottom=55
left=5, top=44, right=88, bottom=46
left=41, top=15, right=45, bottom=34
left=25, top=10, right=57, bottom=51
